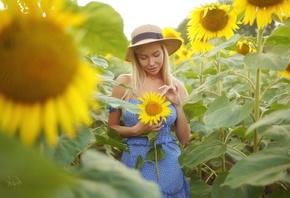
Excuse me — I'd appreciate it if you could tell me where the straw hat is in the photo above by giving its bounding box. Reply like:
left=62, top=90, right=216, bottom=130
left=125, top=24, right=182, bottom=62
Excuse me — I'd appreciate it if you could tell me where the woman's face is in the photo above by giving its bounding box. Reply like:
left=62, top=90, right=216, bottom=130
left=136, top=42, right=164, bottom=75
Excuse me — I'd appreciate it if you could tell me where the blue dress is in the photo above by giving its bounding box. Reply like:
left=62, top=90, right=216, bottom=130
left=120, top=99, right=190, bottom=198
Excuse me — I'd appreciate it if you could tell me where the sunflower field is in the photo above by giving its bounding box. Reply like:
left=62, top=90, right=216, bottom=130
left=1, top=0, right=290, bottom=198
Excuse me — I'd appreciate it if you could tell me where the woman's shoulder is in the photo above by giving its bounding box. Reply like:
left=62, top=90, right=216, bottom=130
left=112, top=74, right=132, bottom=100
left=116, top=73, right=131, bottom=84
left=172, top=77, right=185, bottom=89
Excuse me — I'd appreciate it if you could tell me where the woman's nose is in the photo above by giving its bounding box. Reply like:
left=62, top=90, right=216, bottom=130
left=149, top=57, right=155, bottom=65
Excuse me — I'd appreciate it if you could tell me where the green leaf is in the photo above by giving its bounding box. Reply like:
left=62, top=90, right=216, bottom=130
left=206, top=34, right=241, bottom=57
left=147, top=131, right=159, bottom=145
left=135, top=155, right=145, bottom=170
left=244, top=45, right=290, bottom=71
left=204, top=96, right=254, bottom=129
left=179, top=132, right=227, bottom=168
left=264, top=189, right=290, bottom=198
left=266, top=26, right=290, bottom=47
left=247, top=109, right=290, bottom=135
left=80, top=2, right=128, bottom=59
left=0, top=133, right=74, bottom=198
left=74, top=149, right=160, bottom=198
left=212, top=172, right=264, bottom=198
left=184, top=100, right=207, bottom=120
left=98, top=95, right=140, bottom=114
left=217, top=54, right=245, bottom=69
left=95, top=134, right=128, bottom=152
left=106, top=126, right=125, bottom=142
left=186, top=71, right=229, bottom=102
left=190, top=175, right=212, bottom=198
left=223, top=141, right=290, bottom=188
left=45, top=126, right=93, bottom=167
left=146, top=144, right=166, bottom=161
left=190, top=120, right=213, bottom=137
left=86, top=56, right=109, bottom=68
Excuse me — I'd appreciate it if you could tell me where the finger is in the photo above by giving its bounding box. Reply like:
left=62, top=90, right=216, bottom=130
left=161, top=87, right=170, bottom=95
left=174, top=84, right=178, bottom=92
left=159, top=85, right=167, bottom=90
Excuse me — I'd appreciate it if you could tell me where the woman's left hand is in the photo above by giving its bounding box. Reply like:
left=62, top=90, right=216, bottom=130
left=159, top=85, right=181, bottom=106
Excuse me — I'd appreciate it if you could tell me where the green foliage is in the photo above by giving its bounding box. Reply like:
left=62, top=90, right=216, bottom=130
left=0, top=132, right=160, bottom=198
left=79, top=2, right=128, bottom=59
left=203, top=95, right=254, bottom=129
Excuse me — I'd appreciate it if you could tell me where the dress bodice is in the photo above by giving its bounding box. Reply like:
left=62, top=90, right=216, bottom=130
left=122, top=99, right=177, bottom=145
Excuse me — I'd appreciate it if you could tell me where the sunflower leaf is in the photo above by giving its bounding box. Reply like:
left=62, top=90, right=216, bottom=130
left=135, top=155, right=145, bottom=170
left=146, top=144, right=166, bottom=161
left=244, top=45, right=290, bottom=71
left=203, top=95, right=254, bottom=129
left=80, top=2, right=128, bottom=59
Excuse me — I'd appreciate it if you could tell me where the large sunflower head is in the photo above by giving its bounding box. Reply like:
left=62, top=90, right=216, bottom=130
left=0, top=0, right=98, bottom=146
left=187, top=3, right=240, bottom=43
left=136, top=92, right=171, bottom=126
left=233, top=0, right=290, bottom=30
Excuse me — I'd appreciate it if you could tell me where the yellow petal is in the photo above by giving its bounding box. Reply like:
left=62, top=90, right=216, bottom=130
left=19, top=103, right=41, bottom=146
left=43, top=98, right=58, bottom=147
left=55, top=96, right=75, bottom=138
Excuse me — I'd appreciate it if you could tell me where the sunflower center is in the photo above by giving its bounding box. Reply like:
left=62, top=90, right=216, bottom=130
left=237, top=42, right=250, bottom=55
left=0, top=18, right=78, bottom=103
left=248, top=0, right=284, bottom=7
left=200, top=8, right=228, bottom=32
left=145, top=101, right=162, bottom=116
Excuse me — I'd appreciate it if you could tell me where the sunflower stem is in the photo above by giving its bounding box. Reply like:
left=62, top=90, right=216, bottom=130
left=217, top=51, right=222, bottom=96
left=154, top=140, right=160, bottom=180
left=253, top=28, right=264, bottom=153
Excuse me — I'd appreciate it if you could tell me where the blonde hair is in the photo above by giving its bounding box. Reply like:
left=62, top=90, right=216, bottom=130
left=128, top=43, right=174, bottom=98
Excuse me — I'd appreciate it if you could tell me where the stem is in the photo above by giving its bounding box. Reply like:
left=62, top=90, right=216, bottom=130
left=217, top=52, right=222, bottom=96
left=234, top=73, right=255, bottom=91
left=154, top=141, right=160, bottom=180
left=227, top=145, right=247, bottom=158
left=200, top=60, right=204, bottom=85
left=253, top=28, right=264, bottom=153
left=220, top=128, right=226, bottom=172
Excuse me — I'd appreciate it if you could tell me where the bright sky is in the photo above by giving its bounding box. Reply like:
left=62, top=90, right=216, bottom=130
left=78, top=0, right=216, bottom=38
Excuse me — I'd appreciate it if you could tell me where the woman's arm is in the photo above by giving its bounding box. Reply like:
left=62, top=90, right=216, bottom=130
left=173, top=81, right=190, bottom=145
left=159, top=79, right=190, bottom=145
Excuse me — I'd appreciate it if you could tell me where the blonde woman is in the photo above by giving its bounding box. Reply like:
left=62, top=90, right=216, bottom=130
left=107, top=24, right=190, bottom=198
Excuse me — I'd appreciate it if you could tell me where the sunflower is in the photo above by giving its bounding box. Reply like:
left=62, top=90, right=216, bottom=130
left=136, top=92, right=171, bottom=126
left=278, top=61, right=290, bottom=78
left=162, top=27, right=185, bottom=61
left=236, top=39, right=256, bottom=55
left=187, top=3, right=240, bottom=43
left=233, top=0, right=290, bottom=30
left=174, top=44, right=195, bottom=65
left=162, top=27, right=184, bottom=43
left=191, top=39, right=214, bottom=54
left=0, top=0, right=98, bottom=146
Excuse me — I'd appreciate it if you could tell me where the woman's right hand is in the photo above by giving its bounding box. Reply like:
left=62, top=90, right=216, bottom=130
left=133, top=121, right=164, bottom=136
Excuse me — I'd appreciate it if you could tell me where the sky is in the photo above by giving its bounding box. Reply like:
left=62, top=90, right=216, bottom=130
left=78, top=0, right=216, bottom=38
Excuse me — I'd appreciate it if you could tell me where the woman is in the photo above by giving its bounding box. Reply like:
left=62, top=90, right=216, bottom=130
left=107, top=24, right=190, bottom=197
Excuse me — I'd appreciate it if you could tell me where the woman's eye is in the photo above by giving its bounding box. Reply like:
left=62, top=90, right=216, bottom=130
left=154, top=53, right=160, bottom=57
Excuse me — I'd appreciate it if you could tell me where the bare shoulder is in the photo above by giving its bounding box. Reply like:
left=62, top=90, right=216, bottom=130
left=112, top=74, right=131, bottom=99
left=173, top=78, right=187, bottom=93
left=116, top=74, right=131, bottom=84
